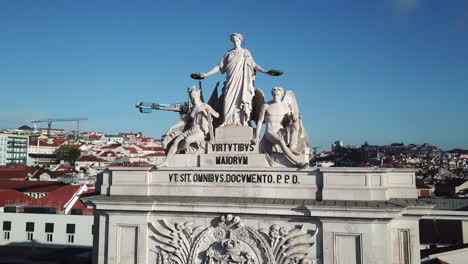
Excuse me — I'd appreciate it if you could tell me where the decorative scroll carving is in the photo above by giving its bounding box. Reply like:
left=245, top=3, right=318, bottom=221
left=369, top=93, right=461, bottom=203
left=149, top=215, right=318, bottom=264
left=261, top=224, right=318, bottom=264
left=149, top=219, right=204, bottom=264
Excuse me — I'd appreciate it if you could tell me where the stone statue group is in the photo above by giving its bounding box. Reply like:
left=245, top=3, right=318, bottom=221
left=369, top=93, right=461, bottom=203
left=161, top=33, right=310, bottom=168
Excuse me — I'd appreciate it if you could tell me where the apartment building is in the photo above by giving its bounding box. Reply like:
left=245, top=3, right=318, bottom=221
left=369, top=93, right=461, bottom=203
left=0, top=133, right=29, bottom=165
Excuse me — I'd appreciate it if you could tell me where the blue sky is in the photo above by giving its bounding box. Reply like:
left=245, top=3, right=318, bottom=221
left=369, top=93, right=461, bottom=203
left=1, top=0, right=467, bottom=150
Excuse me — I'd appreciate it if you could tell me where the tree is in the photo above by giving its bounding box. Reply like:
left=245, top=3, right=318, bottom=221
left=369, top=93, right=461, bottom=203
left=54, top=145, right=81, bottom=165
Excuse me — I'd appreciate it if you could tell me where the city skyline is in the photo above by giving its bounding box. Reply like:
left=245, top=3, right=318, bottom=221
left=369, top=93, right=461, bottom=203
left=1, top=0, right=468, bottom=149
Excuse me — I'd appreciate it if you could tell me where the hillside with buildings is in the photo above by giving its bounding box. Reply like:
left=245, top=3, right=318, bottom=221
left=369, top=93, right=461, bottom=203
left=0, top=126, right=166, bottom=263
left=2, top=127, right=468, bottom=263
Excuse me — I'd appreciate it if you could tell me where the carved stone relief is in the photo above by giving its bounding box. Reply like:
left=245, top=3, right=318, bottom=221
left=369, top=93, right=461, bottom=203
left=149, top=214, right=318, bottom=264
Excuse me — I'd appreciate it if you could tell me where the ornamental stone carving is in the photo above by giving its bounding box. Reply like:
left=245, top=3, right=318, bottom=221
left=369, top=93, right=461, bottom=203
left=149, top=215, right=317, bottom=264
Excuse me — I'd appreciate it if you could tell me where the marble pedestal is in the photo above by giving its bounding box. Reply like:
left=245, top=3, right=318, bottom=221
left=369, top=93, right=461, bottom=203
left=85, top=127, right=433, bottom=264
left=87, top=168, right=433, bottom=264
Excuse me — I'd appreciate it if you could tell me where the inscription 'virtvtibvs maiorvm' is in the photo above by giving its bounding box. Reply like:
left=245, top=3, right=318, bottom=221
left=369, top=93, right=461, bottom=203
left=215, top=155, right=248, bottom=165
left=210, top=143, right=255, bottom=152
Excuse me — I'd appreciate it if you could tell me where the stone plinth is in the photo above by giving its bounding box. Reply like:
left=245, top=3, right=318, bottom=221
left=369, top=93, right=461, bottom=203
left=86, top=165, right=433, bottom=264
left=215, top=126, right=253, bottom=142
left=98, top=167, right=417, bottom=201
left=87, top=166, right=434, bottom=264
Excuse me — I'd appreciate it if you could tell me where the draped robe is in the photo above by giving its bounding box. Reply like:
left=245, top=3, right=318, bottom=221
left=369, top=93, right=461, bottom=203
left=218, top=48, right=257, bottom=126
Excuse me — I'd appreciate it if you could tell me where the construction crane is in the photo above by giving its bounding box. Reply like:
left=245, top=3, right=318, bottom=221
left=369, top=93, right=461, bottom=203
left=135, top=101, right=189, bottom=114
left=312, top=146, right=322, bottom=154
left=31, top=118, right=88, bottom=137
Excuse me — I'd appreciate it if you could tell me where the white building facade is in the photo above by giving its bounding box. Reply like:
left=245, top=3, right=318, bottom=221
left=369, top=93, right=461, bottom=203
left=1, top=213, right=93, bottom=247
left=0, top=134, right=29, bottom=166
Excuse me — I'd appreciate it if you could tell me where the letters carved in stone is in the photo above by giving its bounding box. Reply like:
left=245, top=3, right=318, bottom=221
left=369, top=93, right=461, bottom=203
left=149, top=214, right=317, bottom=264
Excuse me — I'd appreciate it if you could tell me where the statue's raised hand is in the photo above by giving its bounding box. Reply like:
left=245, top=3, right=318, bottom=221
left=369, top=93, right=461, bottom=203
left=190, top=73, right=205, bottom=80
left=266, top=70, right=283, bottom=76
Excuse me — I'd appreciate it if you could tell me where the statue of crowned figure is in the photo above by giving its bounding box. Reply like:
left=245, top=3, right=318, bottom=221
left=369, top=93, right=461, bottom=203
left=191, top=33, right=283, bottom=127
left=158, top=33, right=311, bottom=168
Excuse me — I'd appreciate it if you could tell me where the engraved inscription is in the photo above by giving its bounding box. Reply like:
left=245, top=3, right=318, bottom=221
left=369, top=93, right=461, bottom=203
left=168, top=173, right=300, bottom=185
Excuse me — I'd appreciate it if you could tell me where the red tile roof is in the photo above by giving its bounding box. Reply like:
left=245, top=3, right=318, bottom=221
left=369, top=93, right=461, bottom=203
left=53, top=164, right=75, bottom=171
left=0, top=190, right=36, bottom=207
left=0, top=165, right=42, bottom=180
left=70, top=199, right=93, bottom=215
left=29, top=138, right=68, bottom=147
left=0, top=179, right=65, bottom=193
left=47, top=170, right=74, bottom=179
left=77, top=155, right=106, bottom=162
left=88, top=134, right=101, bottom=140
left=1, top=183, right=93, bottom=214
left=138, top=145, right=164, bottom=151
left=99, top=151, right=119, bottom=158
left=101, top=145, right=120, bottom=149
left=143, top=153, right=166, bottom=157
left=29, top=185, right=82, bottom=210
left=108, top=162, right=152, bottom=167
left=123, top=147, right=138, bottom=154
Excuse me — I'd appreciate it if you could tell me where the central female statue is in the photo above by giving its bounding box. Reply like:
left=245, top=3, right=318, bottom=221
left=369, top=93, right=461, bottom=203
left=200, top=33, right=277, bottom=126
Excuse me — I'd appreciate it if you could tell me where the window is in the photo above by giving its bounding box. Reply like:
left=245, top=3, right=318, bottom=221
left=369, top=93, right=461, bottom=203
left=2, top=221, right=11, bottom=240
left=26, top=222, right=34, bottom=232
left=26, top=222, right=34, bottom=241
left=2, top=221, right=11, bottom=231
left=45, top=223, right=54, bottom=233
left=66, top=224, right=75, bottom=234
left=45, top=223, right=54, bottom=242
left=66, top=224, right=76, bottom=243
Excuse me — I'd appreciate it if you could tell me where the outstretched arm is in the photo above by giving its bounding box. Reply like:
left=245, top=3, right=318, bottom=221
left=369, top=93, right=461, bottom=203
left=255, top=65, right=283, bottom=76
left=201, top=65, right=220, bottom=78
left=254, top=65, right=268, bottom=74
left=206, top=105, right=220, bottom=119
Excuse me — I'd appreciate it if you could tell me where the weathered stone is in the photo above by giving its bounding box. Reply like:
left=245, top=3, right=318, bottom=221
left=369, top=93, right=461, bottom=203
left=215, top=126, right=254, bottom=142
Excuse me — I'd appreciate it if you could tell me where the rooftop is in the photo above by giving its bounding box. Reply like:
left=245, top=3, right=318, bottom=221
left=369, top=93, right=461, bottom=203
left=0, top=179, right=65, bottom=193
left=0, top=165, right=42, bottom=180
left=77, top=155, right=106, bottom=162
left=0, top=189, right=35, bottom=207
